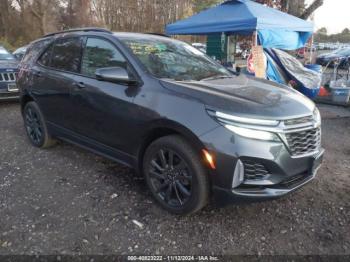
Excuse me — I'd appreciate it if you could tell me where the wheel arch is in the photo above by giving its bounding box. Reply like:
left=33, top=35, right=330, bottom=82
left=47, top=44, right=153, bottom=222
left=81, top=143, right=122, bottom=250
left=136, top=120, right=207, bottom=175
left=20, top=92, right=35, bottom=114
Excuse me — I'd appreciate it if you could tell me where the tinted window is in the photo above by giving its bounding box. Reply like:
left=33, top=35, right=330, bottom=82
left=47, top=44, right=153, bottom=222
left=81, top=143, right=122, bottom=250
left=38, top=45, right=53, bottom=67
left=51, top=37, right=83, bottom=73
left=23, top=38, right=52, bottom=65
left=82, top=38, right=126, bottom=77
left=120, top=36, right=231, bottom=81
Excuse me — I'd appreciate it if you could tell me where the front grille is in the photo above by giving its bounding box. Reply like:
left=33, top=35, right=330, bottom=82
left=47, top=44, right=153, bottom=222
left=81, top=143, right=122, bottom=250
left=0, top=72, right=17, bottom=82
left=285, top=128, right=321, bottom=157
left=243, top=161, right=269, bottom=180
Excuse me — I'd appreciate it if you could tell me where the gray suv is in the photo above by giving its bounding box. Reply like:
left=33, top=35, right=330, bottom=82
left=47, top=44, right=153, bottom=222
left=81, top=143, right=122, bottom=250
left=18, top=28, right=324, bottom=214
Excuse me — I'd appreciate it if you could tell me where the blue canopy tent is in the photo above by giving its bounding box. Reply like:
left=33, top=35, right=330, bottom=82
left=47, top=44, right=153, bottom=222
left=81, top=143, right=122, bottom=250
left=166, top=0, right=314, bottom=50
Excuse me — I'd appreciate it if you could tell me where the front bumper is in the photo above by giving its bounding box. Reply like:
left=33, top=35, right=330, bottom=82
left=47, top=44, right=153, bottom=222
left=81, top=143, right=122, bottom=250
left=200, top=125, right=324, bottom=204
left=0, top=82, right=19, bottom=100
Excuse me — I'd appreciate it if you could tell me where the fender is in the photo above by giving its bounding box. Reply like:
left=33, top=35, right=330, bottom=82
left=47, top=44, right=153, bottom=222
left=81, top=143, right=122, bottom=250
left=135, top=118, right=208, bottom=174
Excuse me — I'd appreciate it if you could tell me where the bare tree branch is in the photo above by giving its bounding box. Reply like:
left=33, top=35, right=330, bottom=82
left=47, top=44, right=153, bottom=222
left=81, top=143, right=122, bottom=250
left=300, top=0, right=324, bottom=19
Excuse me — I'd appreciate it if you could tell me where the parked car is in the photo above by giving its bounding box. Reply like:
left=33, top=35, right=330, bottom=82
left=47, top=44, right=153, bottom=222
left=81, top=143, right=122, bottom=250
left=13, top=45, right=28, bottom=61
left=316, top=48, right=350, bottom=68
left=18, top=28, right=324, bottom=214
left=0, top=46, right=19, bottom=100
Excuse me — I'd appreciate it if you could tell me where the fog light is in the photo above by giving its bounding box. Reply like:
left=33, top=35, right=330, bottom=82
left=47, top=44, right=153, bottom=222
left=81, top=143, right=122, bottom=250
left=232, top=160, right=244, bottom=188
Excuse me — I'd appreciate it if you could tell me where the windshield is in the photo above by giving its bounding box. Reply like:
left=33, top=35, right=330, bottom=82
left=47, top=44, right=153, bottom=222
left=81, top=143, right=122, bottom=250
left=119, top=36, right=232, bottom=81
left=334, top=48, right=350, bottom=56
left=0, top=48, right=15, bottom=60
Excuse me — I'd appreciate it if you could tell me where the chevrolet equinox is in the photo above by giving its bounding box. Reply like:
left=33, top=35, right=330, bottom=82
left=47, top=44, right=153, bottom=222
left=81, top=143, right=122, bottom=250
left=18, top=28, right=324, bottom=214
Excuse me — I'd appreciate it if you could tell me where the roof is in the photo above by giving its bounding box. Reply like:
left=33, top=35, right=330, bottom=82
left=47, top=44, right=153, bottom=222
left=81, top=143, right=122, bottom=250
left=113, top=32, right=173, bottom=42
left=44, top=27, right=112, bottom=37
left=166, top=0, right=314, bottom=35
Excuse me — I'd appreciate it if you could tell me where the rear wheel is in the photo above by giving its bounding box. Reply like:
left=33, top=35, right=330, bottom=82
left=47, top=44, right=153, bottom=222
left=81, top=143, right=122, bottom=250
left=23, top=102, right=56, bottom=148
left=143, top=135, right=209, bottom=215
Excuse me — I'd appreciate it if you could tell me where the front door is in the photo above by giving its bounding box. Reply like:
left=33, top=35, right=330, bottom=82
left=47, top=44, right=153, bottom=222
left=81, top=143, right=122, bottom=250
left=70, top=37, right=139, bottom=154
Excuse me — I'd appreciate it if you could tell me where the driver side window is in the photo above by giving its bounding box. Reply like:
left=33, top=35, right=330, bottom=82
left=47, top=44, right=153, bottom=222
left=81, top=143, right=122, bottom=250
left=81, top=38, right=127, bottom=78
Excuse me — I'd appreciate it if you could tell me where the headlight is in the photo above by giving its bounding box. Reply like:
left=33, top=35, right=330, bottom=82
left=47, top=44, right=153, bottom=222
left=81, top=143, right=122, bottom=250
left=314, top=107, right=321, bottom=126
left=225, top=125, right=280, bottom=142
left=207, top=110, right=281, bottom=142
left=215, top=111, right=279, bottom=126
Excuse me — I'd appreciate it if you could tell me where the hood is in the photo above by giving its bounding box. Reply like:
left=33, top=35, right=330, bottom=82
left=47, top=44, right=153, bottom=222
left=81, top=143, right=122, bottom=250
left=160, top=75, right=315, bottom=120
left=0, top=60, right=19, bottom=71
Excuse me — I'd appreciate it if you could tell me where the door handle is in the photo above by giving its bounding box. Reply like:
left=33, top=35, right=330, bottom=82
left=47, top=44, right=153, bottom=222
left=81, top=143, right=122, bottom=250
left=72, top=82, right=85, bottom=89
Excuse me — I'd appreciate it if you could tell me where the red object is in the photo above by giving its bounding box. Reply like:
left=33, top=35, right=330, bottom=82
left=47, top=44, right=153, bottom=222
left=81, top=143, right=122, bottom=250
left=247, top=53, right=255, bottom=74
left=318, top=86, right=329, bottom=97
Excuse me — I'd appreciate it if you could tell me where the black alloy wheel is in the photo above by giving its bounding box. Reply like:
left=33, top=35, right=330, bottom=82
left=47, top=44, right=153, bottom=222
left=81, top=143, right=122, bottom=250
left=143, top=135, right=209, bottom=214
left=23, top=102, right=56, bottom=148
left=25, top=105, right=44, bottom=145
left=148, top=148, right=192, bottom=207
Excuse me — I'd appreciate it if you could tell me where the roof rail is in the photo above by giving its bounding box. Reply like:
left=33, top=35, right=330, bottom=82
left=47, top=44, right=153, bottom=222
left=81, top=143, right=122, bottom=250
left=145, top=33, right=170, bottom=38
left=44, top=27, right=112, bottom=37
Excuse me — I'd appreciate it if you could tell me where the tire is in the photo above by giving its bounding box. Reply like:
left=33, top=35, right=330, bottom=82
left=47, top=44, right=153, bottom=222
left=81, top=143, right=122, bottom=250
left=143, top=135, right=209, bottom=215
left=23, top=101, right=56, bottom=148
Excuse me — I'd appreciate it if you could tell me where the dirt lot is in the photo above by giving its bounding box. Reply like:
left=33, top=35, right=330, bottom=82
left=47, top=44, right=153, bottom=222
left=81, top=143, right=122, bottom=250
left=0, top=102, right=349, bottom=256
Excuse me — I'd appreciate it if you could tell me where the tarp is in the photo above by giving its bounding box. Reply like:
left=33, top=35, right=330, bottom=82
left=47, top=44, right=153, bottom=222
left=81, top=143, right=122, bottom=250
left=272, top=48, right=321, bottom=89
left=258, top=30, right=312, bottom=50
left=265, top=52, right=287, bottom=85
left=166, top=0, right=314, bottom=50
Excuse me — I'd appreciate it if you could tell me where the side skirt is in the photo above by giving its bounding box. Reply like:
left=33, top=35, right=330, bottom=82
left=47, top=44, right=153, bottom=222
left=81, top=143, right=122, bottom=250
left=47, top=122, right=138, bottom=169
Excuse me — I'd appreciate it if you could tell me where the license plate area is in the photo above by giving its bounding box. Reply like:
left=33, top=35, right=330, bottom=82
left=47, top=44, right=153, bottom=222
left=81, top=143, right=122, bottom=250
left=7, top=83, right=18, bottom=92
left=312, top=150, right=324, bottom=174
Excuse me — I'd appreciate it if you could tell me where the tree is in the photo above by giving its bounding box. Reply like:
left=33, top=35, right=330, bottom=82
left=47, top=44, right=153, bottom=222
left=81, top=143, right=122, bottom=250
left=29, top=0, right=57, bottom=35
left=317, top=27, right=328, bottom=35
left=342, top=28, right=350, bottom=34
left=256, top=0, right=323, bottom=19
left=300, top=0, right=324, bottom=19
left=61, top=0, right=95, bottom=29
left=192, top=0, right=222, bottom=12
left=0, top=0, right=325, bottom=49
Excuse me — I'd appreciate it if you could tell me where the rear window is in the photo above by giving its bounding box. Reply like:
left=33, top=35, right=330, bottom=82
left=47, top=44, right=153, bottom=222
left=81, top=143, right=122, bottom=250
left=38, top=45, right=54, bottom=67
left=50, top=37, right=83, bottom=73
left=22, top=38, right=53, bottom=65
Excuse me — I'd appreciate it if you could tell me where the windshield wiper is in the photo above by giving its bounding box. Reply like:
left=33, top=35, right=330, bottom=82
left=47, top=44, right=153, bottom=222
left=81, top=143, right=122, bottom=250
left=200, top=75, right=234, bottom=81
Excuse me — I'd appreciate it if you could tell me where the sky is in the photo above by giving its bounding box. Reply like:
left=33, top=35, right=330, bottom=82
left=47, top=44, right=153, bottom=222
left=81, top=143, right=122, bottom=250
left=309, top=0, right=350, bottom=34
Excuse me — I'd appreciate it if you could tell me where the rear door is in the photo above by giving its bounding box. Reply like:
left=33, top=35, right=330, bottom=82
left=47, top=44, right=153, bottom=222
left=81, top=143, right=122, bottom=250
left=33, top=37, right=84, bottom=128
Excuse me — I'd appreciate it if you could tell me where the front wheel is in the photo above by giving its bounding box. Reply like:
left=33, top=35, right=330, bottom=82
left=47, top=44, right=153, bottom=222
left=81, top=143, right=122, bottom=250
left=143, top=135, right=209, bottom=215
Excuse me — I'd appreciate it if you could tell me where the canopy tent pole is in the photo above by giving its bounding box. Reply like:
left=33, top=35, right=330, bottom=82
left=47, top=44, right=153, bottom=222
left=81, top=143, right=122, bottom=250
left=310, top=34, right=314, bottom=64
left=254, top=31, right=258, bottom=46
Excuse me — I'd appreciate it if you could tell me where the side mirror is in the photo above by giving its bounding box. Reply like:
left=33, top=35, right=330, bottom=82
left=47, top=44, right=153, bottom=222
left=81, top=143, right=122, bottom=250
left=95, top=67, right=138, bottom=85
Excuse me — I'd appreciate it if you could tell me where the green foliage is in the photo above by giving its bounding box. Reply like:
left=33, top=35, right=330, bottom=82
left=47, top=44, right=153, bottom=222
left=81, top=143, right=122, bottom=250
left=0, top=37, right=15, bottom=52
left=192, top=0, right=223, bottom=13
left=315, top=28, right=350, bottom=43
left=317, top=27, right=328, bottom=35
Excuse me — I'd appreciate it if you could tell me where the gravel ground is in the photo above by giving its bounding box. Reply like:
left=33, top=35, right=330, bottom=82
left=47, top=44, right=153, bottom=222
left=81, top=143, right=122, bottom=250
left=0, top=102, right=349, bottom=256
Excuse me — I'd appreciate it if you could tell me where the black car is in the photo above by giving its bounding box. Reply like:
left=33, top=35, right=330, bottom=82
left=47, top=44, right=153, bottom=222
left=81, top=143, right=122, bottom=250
left=0, top=46, right=19, bottom=100
left=316, top=48, right=350, bottom=68
left=18, top=28, right=324, bottom=214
